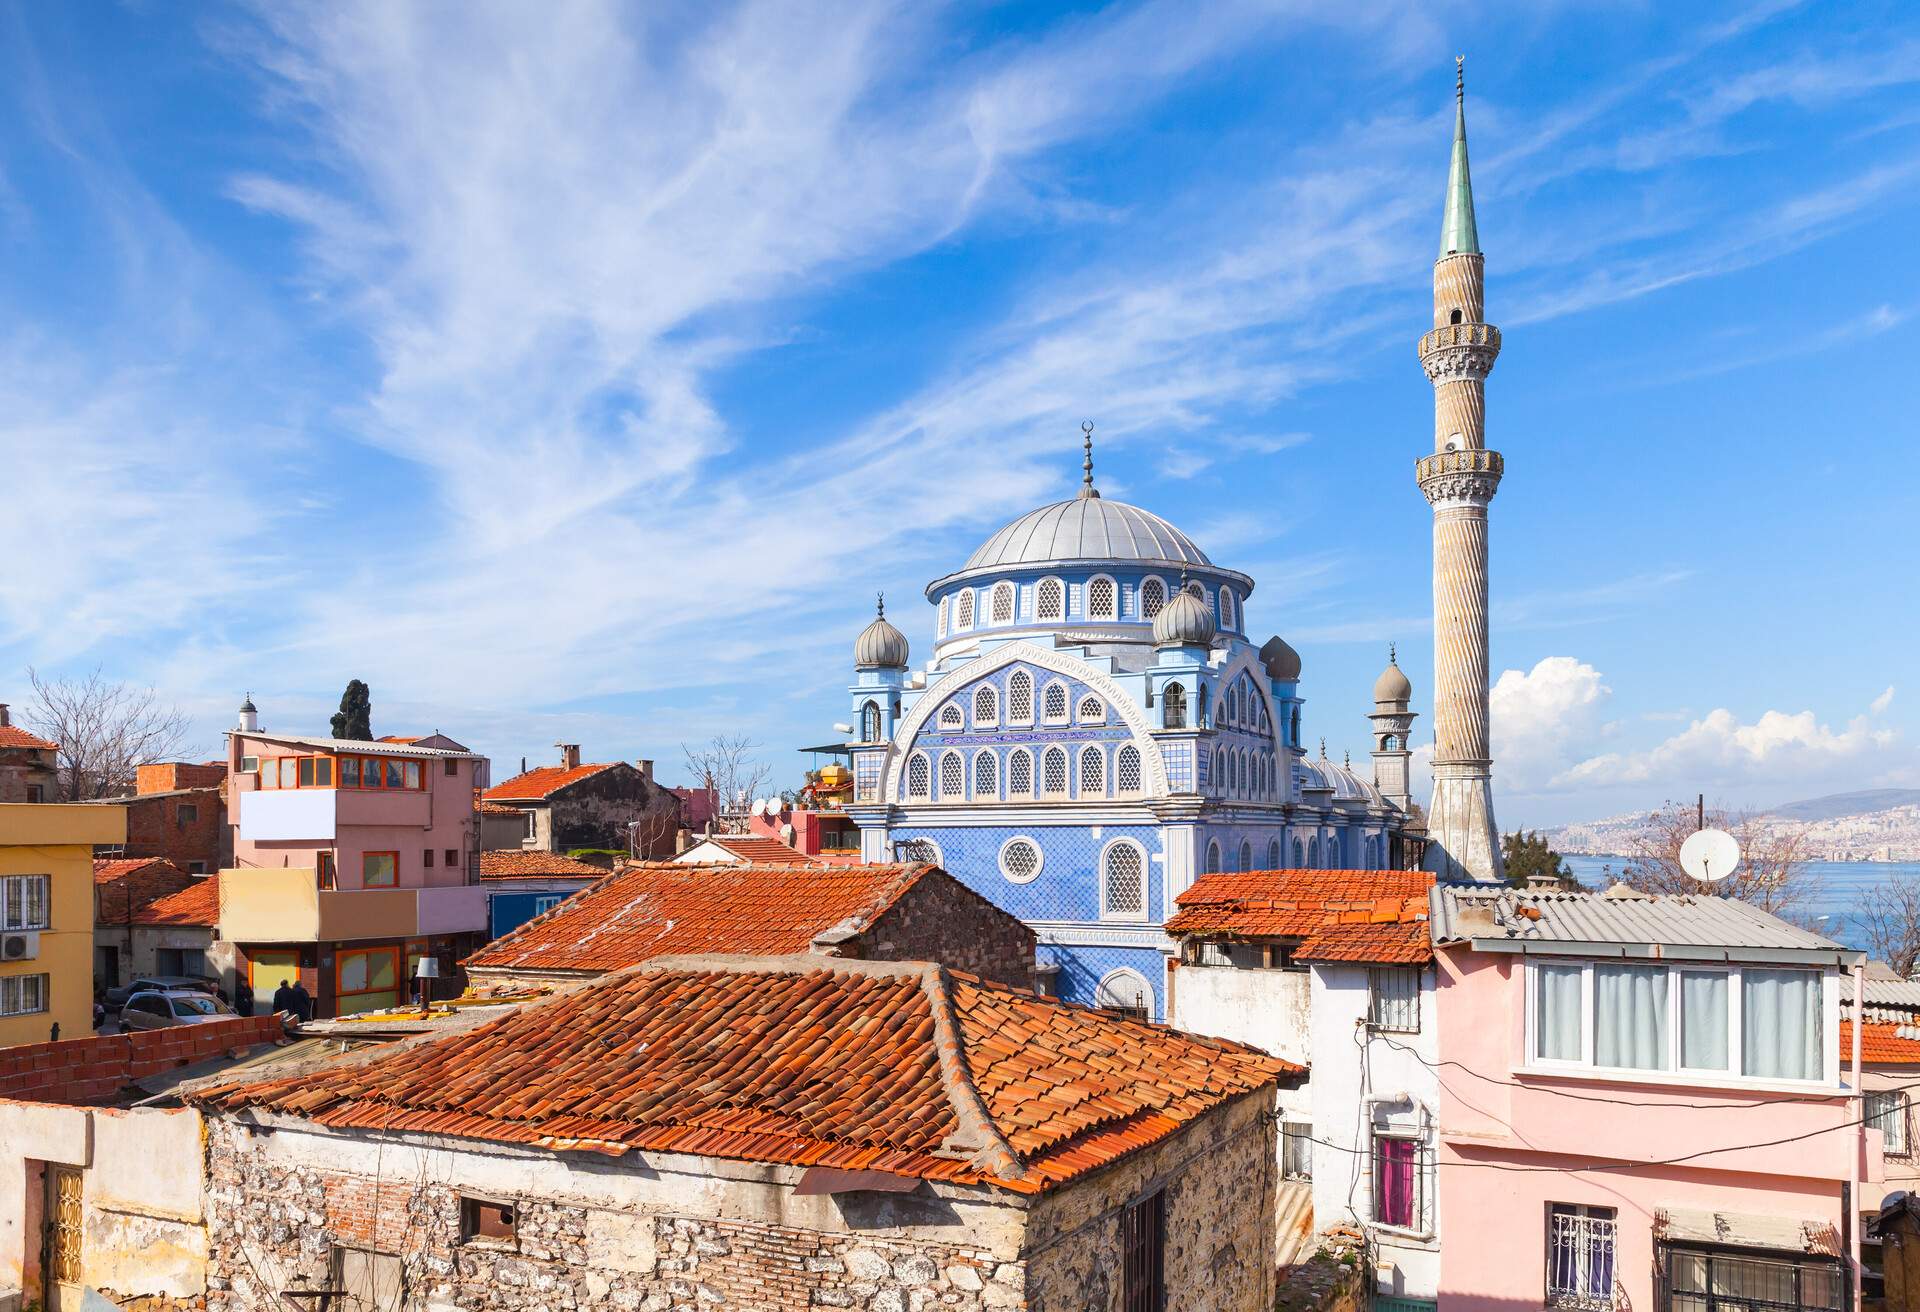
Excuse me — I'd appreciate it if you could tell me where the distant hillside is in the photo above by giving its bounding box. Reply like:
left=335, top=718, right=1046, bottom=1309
left=1765, top=789, right=1920, bottom=823
left=1545, top=788, right=1920, bottom=862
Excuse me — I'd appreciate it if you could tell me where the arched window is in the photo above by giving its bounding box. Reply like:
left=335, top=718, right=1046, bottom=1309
left=906, top=754, right=930, bottom=799
left=937, top=597, right=948, bottom=637
left=1140, top=576, right=1167, bottom=619
left=1383, top=734, right=1399, bottom=752
left=1266, top=838, right=1281, bottom=868
left=1007, top=669, right=1033, bottom=724
left=1077, top=695, right=1105, bottom=724
left=1079, top=746, right=1104, bottom=797
left=1307, top=835, right=1321, bottom=868
left=1236, top=751, right=1247, bottom=793
left=939, top=751, right=965, bottom=800
left=859, top=701, right=881, bottom=742
left=955, top=589, right=975, bottom=631
left=1116, top=745, right=1142, bottom=795
left=1042, top=683, right=1069, bottom=723
left=1163, top=683, right=1187, bottom=730
left=1219, top=588, right=1236, bottom=630
left=1186, top=579, right=1206, bottom=601
left=990, top=581, right=1015, bottom=624
left=1042, top=747, right=1068, bottom=797
left=1095, top=967, right=1152, bottom=1020
left=1036, top=577, right=1065, bottom=622
left=1100, top=843, right=1147, bottom=920
left=973, top=685, right=997, bottom=726
left=1239, top=841, right=1252, bottom=873
left=1087, top=575, right=1117, bottom=621
left=1009, top=748, right=1033, bottom=798
left=1292, top=838, right=1306, bottom=866
left=939, top=702, right=964, bottom=731
left=1205, top=840, right=1221, bottom=874
left=1450, top=307, right=1463, bottom=325
left=973, top=749, right=998, bottom=798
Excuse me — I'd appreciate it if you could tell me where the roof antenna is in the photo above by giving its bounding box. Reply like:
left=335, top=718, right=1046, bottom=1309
left=1078, top=420, right=1099, bottom=500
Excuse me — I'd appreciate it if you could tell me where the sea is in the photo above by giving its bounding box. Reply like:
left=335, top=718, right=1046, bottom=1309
left=1560, top=854, right=1920, bottom=950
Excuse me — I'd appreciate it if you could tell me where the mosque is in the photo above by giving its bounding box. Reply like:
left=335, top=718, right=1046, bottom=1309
left=836, top=66, right=1503, bottom=1020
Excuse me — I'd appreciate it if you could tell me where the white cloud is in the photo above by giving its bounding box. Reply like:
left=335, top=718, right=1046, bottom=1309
left=1490, top=657, right=1615, bottom=792
left=1872, top=686, right=1896, bottom=714
left=1559, top=705, right=1899, bottom=791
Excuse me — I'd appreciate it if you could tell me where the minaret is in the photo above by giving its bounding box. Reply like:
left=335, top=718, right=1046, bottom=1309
left=1369, top=645, right=1417, bottom=814
left=1418, top=59, right=1504, bottom=882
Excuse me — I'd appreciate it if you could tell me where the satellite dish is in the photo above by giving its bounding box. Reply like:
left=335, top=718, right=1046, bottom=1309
left=750, top=798, right=768, bottom=817
left=1680, top=828, right=1740, bottom=883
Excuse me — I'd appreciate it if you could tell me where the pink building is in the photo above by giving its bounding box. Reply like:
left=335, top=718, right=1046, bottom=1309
left=217, top=701, right=488, bottom=1017
left=1429, top=885, right=1872, bottom=1312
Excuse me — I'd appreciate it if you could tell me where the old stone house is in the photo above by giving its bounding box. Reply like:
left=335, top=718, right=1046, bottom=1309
left=188, top=954, right=1300, bottom=1312
left=462, top=860, right=1037, bottom=991
left=482, top=747, right=679, bottom=857
left=0, top=702, right=59, bottom=803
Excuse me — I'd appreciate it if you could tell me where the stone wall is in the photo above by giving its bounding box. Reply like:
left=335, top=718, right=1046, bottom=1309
left=863, top=870, right=1036, bottom=990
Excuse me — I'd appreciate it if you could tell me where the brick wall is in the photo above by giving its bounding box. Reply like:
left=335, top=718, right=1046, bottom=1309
left=863, top=868, right=1037, bottom=990
left=137, top=763, right=228, bottom=795
left=0, top=744, right=59, bottom=803
left=0, top=1014, right=285, bottom=1104
left=121, top=788, right=225, bottom=870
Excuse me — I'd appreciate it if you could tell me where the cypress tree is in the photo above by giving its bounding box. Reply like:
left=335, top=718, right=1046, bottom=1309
left=330, top=680, right=372, bottom=740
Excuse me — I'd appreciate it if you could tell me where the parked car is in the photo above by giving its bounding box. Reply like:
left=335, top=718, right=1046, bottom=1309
left=118, top=989, right=236, bottom=1032
left=104, top=975, right=223, bottom=1008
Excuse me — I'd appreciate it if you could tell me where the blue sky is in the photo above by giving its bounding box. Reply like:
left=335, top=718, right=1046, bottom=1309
left=2, top=1, right=1916, bottom=826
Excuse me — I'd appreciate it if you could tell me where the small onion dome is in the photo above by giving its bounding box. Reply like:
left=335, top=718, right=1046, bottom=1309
left=1153, top=586, right=1216, bottom=647
left=1259, top=635, right=1302, bottom=682
left=854, top=596, right=909, bottom=669
left=1373, top=647, right=1412, bottom=705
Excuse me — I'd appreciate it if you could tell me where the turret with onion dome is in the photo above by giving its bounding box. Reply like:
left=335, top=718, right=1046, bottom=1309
left=1152, top=581, right=1217, bottom=648
left=854, top=594, right=909, bottom=669
left=1373, top=647, right=1413, bottom=707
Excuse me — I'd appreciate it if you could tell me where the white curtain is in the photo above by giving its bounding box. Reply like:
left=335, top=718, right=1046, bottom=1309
left=1680, top=971, right=1730, bottom=1070
left=1595, top=964, right=1669, bottom=1069
left=1535, top=963, right=1584, bottom=1061
left=1743, top=968, right=1822, bottom=1079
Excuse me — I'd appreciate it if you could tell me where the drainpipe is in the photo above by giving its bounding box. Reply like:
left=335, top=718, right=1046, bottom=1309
left=1852, top=956, right=1864, bottom=1312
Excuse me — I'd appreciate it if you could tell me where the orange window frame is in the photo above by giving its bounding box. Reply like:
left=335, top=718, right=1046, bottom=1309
left=362, top=851, right=399, bottom=888
left=335, top=946, right=400, bottom=999
left=259, top=755, right=338, bottom=789
left=339, top=756, right=429, bottom=791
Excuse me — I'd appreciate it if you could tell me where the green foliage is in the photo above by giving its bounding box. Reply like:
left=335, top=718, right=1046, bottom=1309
left=1502, top=829, right=1573, bottom=888
left=330, top=679, right=372, bottom=740
left=565, top=848, right=626, bottom=861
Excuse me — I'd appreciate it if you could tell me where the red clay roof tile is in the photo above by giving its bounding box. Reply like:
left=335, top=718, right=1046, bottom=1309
left=93, top=858, right=197, bottom=922
left=1842, top=1021, right=1920, bottom=1066
left=483, top=764, right=619, bottom=801
left=134, top=876, right=220, bottom=927
left=700, top=835, right=818, bottom=864
left=1165, top=868, right=1434, bottom=964
left=0, top=724, right=56, bottom=750
left=477, top=851, right=610, bottom=881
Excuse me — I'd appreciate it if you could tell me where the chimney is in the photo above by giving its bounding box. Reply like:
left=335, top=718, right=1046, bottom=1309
left=0, top=703, right=9, bottom=727
left=557, top=743, right=581, bottom=770
left=636, top=758, right=654, bottom=784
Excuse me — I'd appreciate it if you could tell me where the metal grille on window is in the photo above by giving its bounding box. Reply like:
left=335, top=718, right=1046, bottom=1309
left=973, top=751, right=997, bottom=798
left=1163, top=683, right=1186, bottom=729
left=939, top=703, right=963, bottom=730
left=1371, top=1136, right=1428, bottom=1230
left=940, top=753, right=964, bottom=799
left=1369, top=967, right=1421, bottom=1031
left=1547, top=1205, right=1616, bottom=1310
left=1141, top=577, right=1166, bottom=618
left=1186, top=579, right=1205, bottom=600
left=937, top=597, right=948, bottom=636
left=2, top=874, right=51, bottom=930
left=1010, top=749, right=1033, bottom=797
left=1089, top=576, right=1116, bottom=619
left=859, top=702, right=881, bottom=742
left=956, top=590, right=975, bottom=629
left=1117, top=745, right=1142, bottom=794
left=1043, top=748, right=1068, bottom=796
left=991, top=582, right=1014, bottom=624
left=896, top=838, right=940, bottom=864
left=49, top=1166, right=83, bottom=1285
left=1282, top=1123, right=1313, bottom=1180
left=1008, top=670, right=1033, bottom=722
left=1079, top=747, right=1104, bottom=796
left=974, top=685, right=997, bottom=725
left=1037, top=578, right=1064, bottom=620
left=1000, top=839, right=1041, bottom=882
left=1105, top=845, right=1144, bottom=916
left=1870, top=1090, right=1910, bottom=1155
left=1121, top=1191, right=1165, bottom=1312
left=1220, top=588, right=1235, bottom=628
left=1078, top=695, right=1104, bottom=722
left=906, top=756, right=930, bottom=798
left=1664, top=1245, right=1840, bottom=1312
left=1044, top=685, right=1068, bottom=721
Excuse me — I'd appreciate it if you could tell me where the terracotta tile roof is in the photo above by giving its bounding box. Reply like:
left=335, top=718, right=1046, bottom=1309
left=134, top=876, right=221, bottom=927
left=1842, top=1021, right=1920, bottom=1066
left=94, top=859, right=196, bottom=922
left=475, top=794, right=523, bottom=815
left=483, top=763, right=618, bottom=801
left=702, top=835, right=818, bottom=864
left=0, top=724, right=56, bottom=750
left=477, top=851, right=610, bottom=882
left=196, top=955, right=1296, bottom=1194
left=1166, top=869, right=1435, bottom=964
left=465, top=862, right=940, bottom=974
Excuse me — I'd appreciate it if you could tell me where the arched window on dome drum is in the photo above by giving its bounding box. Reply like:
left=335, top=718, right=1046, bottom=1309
left=1043, top=683, right=1069, bottom=723
left=1266, top=838, right=1281, bottom=869
left=1102, top=844, right=1145, bottom=920
left=990, top=582, right=1015, bottom=625
left=1205, top=840, right=1221, bottom=874
left=1141, top=576, right=1166, bottom=619
left=1042, top=747, right=1068, bottom=797
left=973, top=685, right=997, bottom=727
left=939, top=752, right=965, bottom=800
left=1239, top=841, right=1252, bottom=873
left=955, top=589, right=975, bottom=630
left=1079, top=746, right=1104, bottom=798
left=1007, top=670, right=1033, bottom=724
left=859, top=701, right=881, bottom=743
left=937, top=597, right=948, bottom=637
left=906, top=755, right=930, bottom=799
left=1087, top=575, right=1117, bottom=621
left=1163, top=683, right=1187, bottom=730
left=1116, top=745, right=1142, bottom=795
left=1186, top=579, right=1206, bottom=601
left=939, top=703, right=963, bottom=731
left=973, top=749, right=997, bottom=799
left=1009, top=748, right=1033, bottom=798
left=1307, top=836, right=1320, bottom=868
left=1077, top=695, right=1104, bottom=724
left=1036, top=578, right=1065, bottom=622
left=1219, top=588, right=1236, bottom=630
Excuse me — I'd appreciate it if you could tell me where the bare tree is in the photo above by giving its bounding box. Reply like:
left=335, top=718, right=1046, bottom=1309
left=1619, top=799, right=1821, bottom=927
left=1858, top=871, right=1920, bottom=978
left=681, top=734, right=773, bottom=835
left=24, top=667, right=195, bottom=800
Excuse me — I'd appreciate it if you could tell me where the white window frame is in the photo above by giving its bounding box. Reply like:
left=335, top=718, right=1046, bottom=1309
left=1367, top=966, right=1422, bottom=1033
left=1007, top=669, right=1034, bottom=726
left=1281, top=1121, right=1313, bottom=1181
left=1869, top=1089, right=1911, bottom=1157
left=1094, top=966, right=1153, bottom=1019
left=1521, top=957, right=1838, bottom=1089
left=937, top=596, right=949, bottom=638
left=0, top=874, right=52, bottom=931
left=1367, top=1129, right=1432, bottom=1238
left=1076, top=695, right=1106, bottom=725
left=1219, top=587, right=1236, bottom=630
left=905, top=752, right=932, bottom=800
left=972, top=749, right=999, bottom=800
left=1041, top=681, right=1071, bottom=725
left=998, top=836, right=1045, bottom=885
left=1086, top=573, right=1119, bottom=621
left=990, top=581, right=1016, bottom=625
left=532, top=894, right=564, bottom=916
left=954, top=588, right=976, bottom=632
left=0, top=973, right=49, bottom=1017
left=1545, top=1203, right=1617, bottom=1311
left=939, top=702, right=965, bottom=731
left=973, top=684, right=998, bottom=728
left=938, top=750, right=966, bottom=801
left=1098, top=840, right=1151, bottom=922
left=1007, top=747, right=1035, bottom=799
left=1078, top=745, right=1106, bottom=799
left=1115, top=744, right=1143, bottom=797
left=1035, top=577, right=1066, bottom=622
left=1040, top=747, right=1070, bottom=799
left=1139, top=575, right=1168, bottom=620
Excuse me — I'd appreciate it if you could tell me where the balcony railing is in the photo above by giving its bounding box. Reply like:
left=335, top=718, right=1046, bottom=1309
left=1548, top=1211, right=1617, bottom=1311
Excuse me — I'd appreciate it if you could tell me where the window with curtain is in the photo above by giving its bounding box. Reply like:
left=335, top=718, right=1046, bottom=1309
left=1281, top=1123, right=1313, bottom=1180
left=1546, top=1204, right=1616, bottom=1310
left=1372, top=1136, right=1420, bottom=1229
left=1743, top=969, right=1821, bottom=1080
left=1594, top=964, right=1669, bottom=1070
left=1868, top=1090, right=1910, bottom=1155
left=1680, top=971, right=1730, bottom=1070
left=1534, top=961, right=1584, bottom=1062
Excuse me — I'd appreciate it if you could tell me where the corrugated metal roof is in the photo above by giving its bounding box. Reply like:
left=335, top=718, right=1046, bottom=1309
left=1844, top=976, right=1920, bottom=1009
left=1430, top=885, right=1851, bottom=958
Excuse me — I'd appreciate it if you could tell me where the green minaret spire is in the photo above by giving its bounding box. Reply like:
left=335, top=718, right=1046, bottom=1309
left=1440, top=56, right=1480, bottom=257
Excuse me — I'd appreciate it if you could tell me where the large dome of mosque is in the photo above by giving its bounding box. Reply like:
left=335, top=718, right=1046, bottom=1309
left=961, top=496, right=1211, bottom=572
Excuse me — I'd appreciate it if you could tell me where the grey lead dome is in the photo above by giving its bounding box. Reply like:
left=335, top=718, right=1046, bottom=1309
left=1152, top=587, right=1216, bottom=647
left=854, top=605, right=909, bottom=669
left=964, top=497, right=1212, bottom=571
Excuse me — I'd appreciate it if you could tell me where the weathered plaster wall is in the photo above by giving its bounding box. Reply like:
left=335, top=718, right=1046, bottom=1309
left=1170, top=963, right=1312, bottom=1118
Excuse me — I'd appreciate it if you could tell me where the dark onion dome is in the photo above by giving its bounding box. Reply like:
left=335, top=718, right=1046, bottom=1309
left=1259, top=636, right=1302, bottom=682
left=1373, top=649, right=1412, bottom=705
left=240, top=692, right=257, bottom=713
left=854, top=596, right=909, bottom=669
left=1153, top=586, right=1216, bottom=647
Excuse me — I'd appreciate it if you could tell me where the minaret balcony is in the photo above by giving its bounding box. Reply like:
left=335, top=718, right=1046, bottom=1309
left=1417, top=321, right=1501, bottom=382
left=1416, top=448, right=1503, bottom=506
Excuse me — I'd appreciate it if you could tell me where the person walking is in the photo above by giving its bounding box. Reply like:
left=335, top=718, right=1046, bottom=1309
left=288, top=978, right=314, bottom=1023
left=270, top=979, right=295, bottom=1016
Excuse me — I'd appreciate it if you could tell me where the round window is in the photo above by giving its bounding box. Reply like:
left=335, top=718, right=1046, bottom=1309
left=999, top=837, right=1044, bottom=884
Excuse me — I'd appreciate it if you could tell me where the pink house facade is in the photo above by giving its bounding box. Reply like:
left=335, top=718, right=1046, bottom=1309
left=217, top=703, right=488, bottom=1017
left=1429, top=885, right=1872, bottom=1312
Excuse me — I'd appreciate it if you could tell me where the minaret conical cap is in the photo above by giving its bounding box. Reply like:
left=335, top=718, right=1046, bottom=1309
left=1440, top=57, right=1481, bottom=257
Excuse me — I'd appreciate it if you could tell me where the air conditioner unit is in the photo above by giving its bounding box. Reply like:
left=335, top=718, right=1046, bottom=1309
left=1, top=932, right=40, bottom=962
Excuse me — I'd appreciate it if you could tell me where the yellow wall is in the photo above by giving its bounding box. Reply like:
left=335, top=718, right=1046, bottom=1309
left=0, top=804, right=125, bottom=1047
